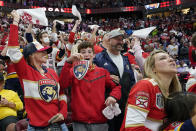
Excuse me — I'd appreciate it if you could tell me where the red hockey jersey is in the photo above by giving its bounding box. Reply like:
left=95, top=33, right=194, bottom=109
left=7, top=24, right=67, bottom=127
left=120, top=78, right=177, bottom=131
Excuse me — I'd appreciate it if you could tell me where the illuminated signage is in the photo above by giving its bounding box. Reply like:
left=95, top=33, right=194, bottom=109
left=176, top=0, right=181, bottom=5
left=0, top=0, right=182, bottom=14
left=145, top=3, right=160, bottom=10
left=160, top=1, right=170, bottom=7
left=123, top=6, right=135, bottom=12
left=31, top=6, right=72, bottom=13
left=0, top=1, right=4, bottom=6
left=86, top=9, right=91, bottom=14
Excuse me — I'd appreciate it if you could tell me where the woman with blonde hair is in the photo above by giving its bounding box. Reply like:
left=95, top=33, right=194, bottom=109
left=120, top=49, right=182, bottom=131
left=144, top=50, right=182, bottom=97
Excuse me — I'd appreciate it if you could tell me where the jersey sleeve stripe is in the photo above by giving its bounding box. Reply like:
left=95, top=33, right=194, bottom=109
left=125, top=105, right=149, bottom=127
left=128, top=104, right=149, bottom=113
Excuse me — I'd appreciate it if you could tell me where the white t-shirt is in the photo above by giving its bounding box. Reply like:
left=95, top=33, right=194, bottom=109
left=107, top=51, right=124, bottom=78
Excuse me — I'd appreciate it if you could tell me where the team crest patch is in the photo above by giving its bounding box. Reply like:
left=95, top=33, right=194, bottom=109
left=135, top=91, right=149, bottom=108
left=38, top=79, right=57, bottom=102
left=136, top=96, right=149, bottom=108
left=73, top=60, right=89, bottom=80
left=156, top=93, right=164, bottom=109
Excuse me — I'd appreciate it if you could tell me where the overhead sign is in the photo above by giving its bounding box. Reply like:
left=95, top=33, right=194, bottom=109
left=31, top=6, right=72, bottom=13
left=145, top=3, right=160, bottom=10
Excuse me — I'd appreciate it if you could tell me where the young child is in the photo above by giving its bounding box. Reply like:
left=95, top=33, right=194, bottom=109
left=60, top=41, right=121, bottom=131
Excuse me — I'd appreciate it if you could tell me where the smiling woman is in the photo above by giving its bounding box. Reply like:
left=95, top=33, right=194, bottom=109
left=23, top=42, right=52, bottom=74
left=6, top=10, right=68, bottom=131
left=120, top=49, right=182, bottom=131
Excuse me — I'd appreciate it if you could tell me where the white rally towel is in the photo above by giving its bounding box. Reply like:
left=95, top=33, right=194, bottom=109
left=54, top=20, right=64, bottom=25
left=72, top=5, right=82, bottom=21
left=17, top=8, right=48, bottom=26
left=132, top=26, right=156, bottom=39
left=102, top=103, right=121, bottom=119
left=88, top=25, right=100, bottom=30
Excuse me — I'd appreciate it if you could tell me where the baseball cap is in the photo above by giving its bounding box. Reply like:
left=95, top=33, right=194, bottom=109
left=107, top=28, right=124, bottom=39
left=23, top=41, right=52, bottom=59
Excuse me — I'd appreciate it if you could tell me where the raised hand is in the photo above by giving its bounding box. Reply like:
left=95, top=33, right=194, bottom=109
left=66, top=53, right=84, bottom=63
left=75, top=20, right=81, bottom=26
left=11, top=10, right=20, bottom=25
left=105, top=96, right=117, bottom=106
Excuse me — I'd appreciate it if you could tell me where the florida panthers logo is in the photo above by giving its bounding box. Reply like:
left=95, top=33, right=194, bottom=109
left=73, top=60, right=89, bottom=80
left=38, top=79, right=57, bottom=102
